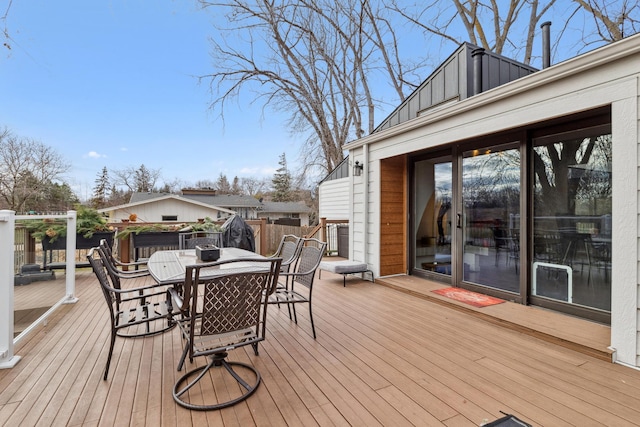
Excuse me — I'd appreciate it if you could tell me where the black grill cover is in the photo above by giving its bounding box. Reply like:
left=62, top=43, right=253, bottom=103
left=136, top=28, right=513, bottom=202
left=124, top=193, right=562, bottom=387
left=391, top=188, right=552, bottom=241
left=221, top=215, right=255, bottom=252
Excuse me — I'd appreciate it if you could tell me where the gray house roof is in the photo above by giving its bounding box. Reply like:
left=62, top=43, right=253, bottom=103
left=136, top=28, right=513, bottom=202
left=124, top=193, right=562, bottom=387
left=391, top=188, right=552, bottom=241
left=260, top=201, right=312, bottom=214
left=182, top=194, right=263, bottom=209
left=127, top=192, right=310, bottom=215
left=129, top=192, right=262, bottom=209
left=375, top=42, right=537, bottom=132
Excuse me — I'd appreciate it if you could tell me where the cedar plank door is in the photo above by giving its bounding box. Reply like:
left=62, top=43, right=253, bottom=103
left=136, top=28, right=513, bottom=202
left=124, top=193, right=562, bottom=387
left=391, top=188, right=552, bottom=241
left=379, top=155, right=407, bottom=276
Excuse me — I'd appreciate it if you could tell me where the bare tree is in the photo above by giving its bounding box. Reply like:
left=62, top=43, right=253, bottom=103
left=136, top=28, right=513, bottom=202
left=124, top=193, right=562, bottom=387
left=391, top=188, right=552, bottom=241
left=112, top=164, right=162, bottom=193
left=240, top=177, right=268, bottom=196
left=0, top=128, right=71, bottom=212
left=573, top=0, right=640, bottom=43
left=1, top=0, right=12, bottom=52
left=197, top=0, right=418, bottom=174
left=388, top=0, right=557, bottom=66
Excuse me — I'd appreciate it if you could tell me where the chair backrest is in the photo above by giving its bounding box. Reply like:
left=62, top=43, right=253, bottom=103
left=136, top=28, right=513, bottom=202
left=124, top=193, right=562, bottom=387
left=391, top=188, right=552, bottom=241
left=87, top=247, right=120, bottom=316
left=290, top=238, right=326, bottom=289
left=181, top=257, right=282, bottom=356
left=95, top=243, right=125, bottom=291
left=99, top=238, right=120, bottom=268
left=179, top=231, right=223, bottom=250
left=274, top=235, right=302, bottom=271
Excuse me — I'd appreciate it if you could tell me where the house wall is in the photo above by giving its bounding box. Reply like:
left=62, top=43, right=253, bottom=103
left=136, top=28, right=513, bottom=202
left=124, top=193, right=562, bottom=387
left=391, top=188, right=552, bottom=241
left=345, top=35, right=640, bottom=368
left=106, top=199, right=224, bottom=223
left=319, top=178, right=350, bottom=220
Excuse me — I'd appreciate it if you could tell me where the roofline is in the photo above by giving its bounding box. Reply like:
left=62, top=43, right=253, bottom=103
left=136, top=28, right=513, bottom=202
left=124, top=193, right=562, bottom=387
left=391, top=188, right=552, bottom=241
left=345, top=33, right=640, bottom=150
left=98, top=194, right=236, bottom=215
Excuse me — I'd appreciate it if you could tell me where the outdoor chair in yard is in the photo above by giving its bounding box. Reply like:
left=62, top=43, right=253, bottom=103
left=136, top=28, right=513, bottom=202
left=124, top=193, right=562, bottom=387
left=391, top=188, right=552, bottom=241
left=87, top=248, right=175, bottom=380
left=168, top=257, right=281, bottom=410
left=267, top=238, right=326, bottom=339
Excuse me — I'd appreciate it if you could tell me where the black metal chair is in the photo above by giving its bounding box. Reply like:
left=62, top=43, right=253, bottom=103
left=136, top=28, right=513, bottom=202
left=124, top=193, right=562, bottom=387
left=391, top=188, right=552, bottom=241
left=99, top=238, right=149, bottom=275
left=169, top=257, right=282, bottom=411
left=178, top=231, right=223, bottom=250
left=87, top=248, right=175, bottom=380
left=267, top=238, right=326, bottom=339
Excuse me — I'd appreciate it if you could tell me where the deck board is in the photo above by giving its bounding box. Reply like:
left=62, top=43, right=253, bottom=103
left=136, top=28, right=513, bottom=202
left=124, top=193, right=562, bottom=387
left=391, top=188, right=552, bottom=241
left=2, top=268, right=640, bottom=426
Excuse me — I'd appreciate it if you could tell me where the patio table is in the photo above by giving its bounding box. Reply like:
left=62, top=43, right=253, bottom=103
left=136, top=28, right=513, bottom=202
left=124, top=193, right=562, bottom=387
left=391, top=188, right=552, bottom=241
left=147, top=247, right=264, bottom=285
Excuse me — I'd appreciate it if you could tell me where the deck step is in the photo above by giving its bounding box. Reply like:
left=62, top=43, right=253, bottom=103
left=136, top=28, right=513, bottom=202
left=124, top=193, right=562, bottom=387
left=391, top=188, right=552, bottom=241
left=375, top=276, right=614, bottom=363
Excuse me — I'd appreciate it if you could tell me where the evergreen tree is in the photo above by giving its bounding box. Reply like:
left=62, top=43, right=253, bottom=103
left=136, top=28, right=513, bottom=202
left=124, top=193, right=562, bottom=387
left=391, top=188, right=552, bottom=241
left=90, top=166, right=110, bottom=208
left=134, top=164, right=153, bottom=192
left=272, top=153, right=293, bottom=202
left=215, top=173, right=231, bottom=194
left=230, top=176, right=242, bottom=195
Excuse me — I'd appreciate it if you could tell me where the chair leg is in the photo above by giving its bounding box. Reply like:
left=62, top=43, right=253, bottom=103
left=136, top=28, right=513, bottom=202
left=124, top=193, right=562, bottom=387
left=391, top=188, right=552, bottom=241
left=291, top=303, right=298, bottom=324
left=173, top=353, right=261, bottom=411
left=177, top=342, right=189, bottom=371
left=308, top=303, right=316, bottom=339
left=104, top=330, right=117, bottom=381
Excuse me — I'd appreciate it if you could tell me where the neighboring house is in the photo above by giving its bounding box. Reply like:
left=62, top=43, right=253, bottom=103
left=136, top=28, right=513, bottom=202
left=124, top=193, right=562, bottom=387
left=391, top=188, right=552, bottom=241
left=257, top=201, right=312, bottom=226
left=98, top=193, right=235, bottom=223
left=334, top=35, right=640, bottom=370
left=178, top=189, right=263, bottom=219
left=101, top=189, right=313, bottom=225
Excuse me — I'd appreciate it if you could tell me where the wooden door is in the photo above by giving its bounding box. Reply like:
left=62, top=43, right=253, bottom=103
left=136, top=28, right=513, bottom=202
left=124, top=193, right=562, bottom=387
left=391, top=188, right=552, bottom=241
left=380, top=156, right=407, bottom=276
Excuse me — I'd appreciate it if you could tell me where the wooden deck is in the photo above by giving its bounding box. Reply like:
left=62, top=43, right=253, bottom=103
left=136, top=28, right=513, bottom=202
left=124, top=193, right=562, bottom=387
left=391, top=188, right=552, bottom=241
left=2, top=267, right=640, bottom=426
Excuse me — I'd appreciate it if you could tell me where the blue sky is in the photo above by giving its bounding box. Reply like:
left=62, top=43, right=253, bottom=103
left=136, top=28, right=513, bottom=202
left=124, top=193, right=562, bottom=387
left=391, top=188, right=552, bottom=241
left=1, top=1, right=298, bottom=200
left=1, top=1, right=628, bottom=201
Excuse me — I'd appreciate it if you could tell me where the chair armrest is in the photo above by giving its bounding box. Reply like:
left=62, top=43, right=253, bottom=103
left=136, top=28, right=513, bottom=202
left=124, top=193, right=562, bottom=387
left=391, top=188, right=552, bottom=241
left=114, top=258, right=148, bottom=268
left=168, top=286, right=188, bottom=312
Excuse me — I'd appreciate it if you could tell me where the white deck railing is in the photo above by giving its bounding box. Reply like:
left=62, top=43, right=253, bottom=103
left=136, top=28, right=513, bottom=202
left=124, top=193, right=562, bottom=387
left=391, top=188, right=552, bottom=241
left=0, top=210, right=78, bottom=369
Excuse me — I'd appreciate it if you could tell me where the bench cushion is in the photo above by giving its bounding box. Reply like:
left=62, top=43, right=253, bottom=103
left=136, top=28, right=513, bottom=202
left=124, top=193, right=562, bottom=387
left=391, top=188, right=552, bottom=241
left=319, top=260, right=369, bottom=274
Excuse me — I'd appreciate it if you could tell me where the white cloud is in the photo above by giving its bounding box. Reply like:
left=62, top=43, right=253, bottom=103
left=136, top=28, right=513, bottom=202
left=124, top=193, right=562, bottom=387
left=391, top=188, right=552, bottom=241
left=86, top=151, right=106, bottom=159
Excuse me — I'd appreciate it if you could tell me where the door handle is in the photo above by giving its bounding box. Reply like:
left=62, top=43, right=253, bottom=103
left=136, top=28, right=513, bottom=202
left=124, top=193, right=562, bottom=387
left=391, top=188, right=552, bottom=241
left=456, top=213, right=462, bottom=228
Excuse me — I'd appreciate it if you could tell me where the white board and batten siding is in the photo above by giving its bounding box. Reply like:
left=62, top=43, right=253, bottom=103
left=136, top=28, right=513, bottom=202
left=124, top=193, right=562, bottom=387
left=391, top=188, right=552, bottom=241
left=107, top=198, right=226, bottom=224
left=319, top=177, right=350, bottom=220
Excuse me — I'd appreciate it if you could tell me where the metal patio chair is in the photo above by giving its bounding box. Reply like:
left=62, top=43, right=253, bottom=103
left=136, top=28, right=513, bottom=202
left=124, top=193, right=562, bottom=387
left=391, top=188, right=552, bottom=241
left=178, top=231, right=223, bottom=250
left=269, top=234, right=302, bottom=291
left=99, top=238, right=149, bottom=275
left=87, top=248, right=175, bottom=380
left=267, top=238, right=326, bottom=339
left=169, top=257, right=282, bottom=410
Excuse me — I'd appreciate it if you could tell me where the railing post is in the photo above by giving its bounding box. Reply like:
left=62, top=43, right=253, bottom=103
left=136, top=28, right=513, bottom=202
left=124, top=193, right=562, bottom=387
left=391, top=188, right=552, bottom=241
left=320, top=217, right=327, bottom=243
left=0, top=210, right=21, bottom=368
left=259, top=218, right=267, bottom=255
left=63, top=210, right=78, bottom=304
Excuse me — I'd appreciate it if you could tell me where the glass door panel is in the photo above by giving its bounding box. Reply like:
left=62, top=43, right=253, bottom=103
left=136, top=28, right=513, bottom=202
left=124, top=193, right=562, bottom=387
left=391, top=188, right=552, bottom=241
left=532, top=125, right=611, bottom=311
left=462, top=144, right=521, bottom=292
left=414, top=157, right=452, bottom=276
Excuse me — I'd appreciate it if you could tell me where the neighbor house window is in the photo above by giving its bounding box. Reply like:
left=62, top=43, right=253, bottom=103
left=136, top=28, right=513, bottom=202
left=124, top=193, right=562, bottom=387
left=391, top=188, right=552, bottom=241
left=162, top=215, right=178, bottom=221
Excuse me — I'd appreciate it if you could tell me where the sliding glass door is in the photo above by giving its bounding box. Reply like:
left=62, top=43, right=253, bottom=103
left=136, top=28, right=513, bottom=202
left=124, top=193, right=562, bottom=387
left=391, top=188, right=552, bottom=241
left=413, top=156, right=453, bottom=277
left=531, top=124, right=612, bottom=312
left=461, top=143, right=521, bottom=293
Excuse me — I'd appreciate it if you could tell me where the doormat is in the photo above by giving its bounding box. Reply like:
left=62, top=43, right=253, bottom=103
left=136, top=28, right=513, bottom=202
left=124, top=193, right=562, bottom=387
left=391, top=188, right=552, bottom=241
left=432, top=287, right=505, bottom=308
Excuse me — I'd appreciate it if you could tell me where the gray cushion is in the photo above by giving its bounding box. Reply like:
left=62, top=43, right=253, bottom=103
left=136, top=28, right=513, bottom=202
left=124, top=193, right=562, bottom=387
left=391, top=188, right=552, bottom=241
left=319, top=260, right=368, bottom=274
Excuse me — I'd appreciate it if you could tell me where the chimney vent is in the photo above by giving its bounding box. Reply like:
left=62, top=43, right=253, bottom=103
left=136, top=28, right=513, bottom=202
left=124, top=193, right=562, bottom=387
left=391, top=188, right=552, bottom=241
left=541, top=21, right=551, bottom=68
left=471, top=47, right=485, bottom=95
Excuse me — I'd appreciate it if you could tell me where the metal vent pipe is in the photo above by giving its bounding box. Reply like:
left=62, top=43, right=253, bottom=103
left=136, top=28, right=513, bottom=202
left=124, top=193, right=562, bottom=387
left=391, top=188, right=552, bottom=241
left=472, top=47, right=485, bottom=95
left=541, top=21, right=551, bottom=68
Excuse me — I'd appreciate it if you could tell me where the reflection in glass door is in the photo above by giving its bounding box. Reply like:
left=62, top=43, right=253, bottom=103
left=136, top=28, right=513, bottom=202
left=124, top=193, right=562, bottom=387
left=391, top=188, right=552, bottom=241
left=462, top=144, right=521, bottom=292
left=532, top=125, right=612, bottom=312
left=414, top=157, right=452, bottom=276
